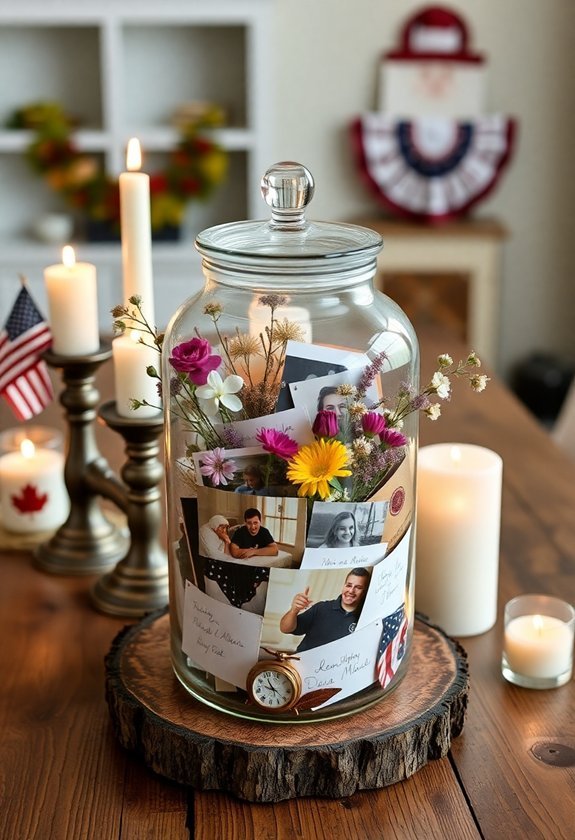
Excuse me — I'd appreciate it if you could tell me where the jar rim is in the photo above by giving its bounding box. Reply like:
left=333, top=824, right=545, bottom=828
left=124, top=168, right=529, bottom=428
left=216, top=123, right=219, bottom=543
left=195, top=219, right=383, bottom=267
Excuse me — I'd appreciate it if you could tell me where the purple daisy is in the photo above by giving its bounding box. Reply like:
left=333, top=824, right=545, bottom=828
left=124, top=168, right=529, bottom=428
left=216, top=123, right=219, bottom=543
left=199, top=448, right=237, bottom=486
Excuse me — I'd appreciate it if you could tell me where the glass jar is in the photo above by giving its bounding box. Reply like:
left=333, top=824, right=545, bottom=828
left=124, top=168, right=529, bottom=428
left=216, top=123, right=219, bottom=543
left=162, top=162, right=419, bottom=722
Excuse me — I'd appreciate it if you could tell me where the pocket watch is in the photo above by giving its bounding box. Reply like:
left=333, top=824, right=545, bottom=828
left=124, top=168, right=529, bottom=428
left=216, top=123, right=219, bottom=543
left=246, top=649, right=302, bottom=713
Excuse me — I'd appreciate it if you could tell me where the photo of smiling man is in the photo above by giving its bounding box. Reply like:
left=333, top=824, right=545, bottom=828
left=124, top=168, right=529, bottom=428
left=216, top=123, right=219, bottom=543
left=278, top=567, right=371, bottom=652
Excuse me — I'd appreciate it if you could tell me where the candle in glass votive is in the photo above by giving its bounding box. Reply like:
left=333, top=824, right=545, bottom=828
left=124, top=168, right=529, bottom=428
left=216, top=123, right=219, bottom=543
left=44, top=246, right=100, bottom=355
left=415, top=443, right=503, bottom=636
left=119, top=138, right=155, bottom=326
left=112, top=330, right=162, bottom=418
left=502, top=594, right=574, bottom=688
left=0, top=439, right=68, bottom=533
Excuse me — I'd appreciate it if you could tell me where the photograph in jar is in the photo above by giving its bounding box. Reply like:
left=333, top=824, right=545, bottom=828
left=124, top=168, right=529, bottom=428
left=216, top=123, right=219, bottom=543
left=275, top=340, right=372, bottom=412
left=181, top=487, right=308, bottom=616
left=260, top=565, right=372, bottom=653
left=192, top=445, right=295, bottom=496
left=213, top=406, right=314, bottom=451
left=289, top=369, right=380, bottom=442
left=306, top=500, right=389, bottom=548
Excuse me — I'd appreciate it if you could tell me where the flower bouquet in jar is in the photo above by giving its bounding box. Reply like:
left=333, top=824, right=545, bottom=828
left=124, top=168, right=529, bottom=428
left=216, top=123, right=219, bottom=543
left=113, top=291, right=487, bottom=720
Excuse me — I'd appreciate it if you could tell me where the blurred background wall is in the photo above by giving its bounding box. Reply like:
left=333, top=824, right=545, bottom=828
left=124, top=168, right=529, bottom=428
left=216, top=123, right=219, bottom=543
left=269, top=0, right=575, bottom=381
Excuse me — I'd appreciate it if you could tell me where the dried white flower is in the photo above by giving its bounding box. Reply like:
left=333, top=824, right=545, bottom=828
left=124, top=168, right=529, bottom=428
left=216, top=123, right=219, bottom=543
left=437, top=353, right=453, bottom=368
left=430, top=371, right=451, bottom=400
left=466, top=351, right=481, bottom=368
left=352, top=436, right=373, bottom=458
left=470, top=374, right=489, bottom=393
left=425, top=403, right=442, bottom=421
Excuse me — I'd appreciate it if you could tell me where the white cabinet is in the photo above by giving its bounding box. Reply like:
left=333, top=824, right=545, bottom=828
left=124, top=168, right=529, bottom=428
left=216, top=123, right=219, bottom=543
left=0, top=1, right=271, bottom=329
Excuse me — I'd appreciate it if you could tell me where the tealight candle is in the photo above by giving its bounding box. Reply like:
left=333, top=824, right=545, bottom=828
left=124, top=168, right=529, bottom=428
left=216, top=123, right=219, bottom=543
left=119, top=138, right=155, bottom=326
left=415, top=443, right=503, bottom=636
left=0, top=439, right=68, bottom=533
left=44, top=246, right=100, bottom=355
left=112, top=330, right=162, bottom=418
left=502, top=594, right=574, bottom=688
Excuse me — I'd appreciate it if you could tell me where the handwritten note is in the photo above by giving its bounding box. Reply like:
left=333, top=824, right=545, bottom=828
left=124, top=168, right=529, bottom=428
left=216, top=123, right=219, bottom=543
left=357, top=526, right=411, bottom=630
left=182, top=582, right=263, bottom=689
left=297, top=619, right=382, bottom=709
left=300, top=542, right=388, bottom=569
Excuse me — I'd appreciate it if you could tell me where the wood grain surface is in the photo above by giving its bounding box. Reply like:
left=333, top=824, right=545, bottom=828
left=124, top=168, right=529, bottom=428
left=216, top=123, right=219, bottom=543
left=104, top=611, right=468, bottom=801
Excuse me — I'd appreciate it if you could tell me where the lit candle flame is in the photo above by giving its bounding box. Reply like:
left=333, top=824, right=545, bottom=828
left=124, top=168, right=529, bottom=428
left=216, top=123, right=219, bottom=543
left=450, top=445, right=462, bottom=464
left=62, top=245, right=76, bottom=268
left=130, top=329, right=141, bottom=344
left=20, top=439, right=35, bottom=459
left=126, top=138, right=142, bottom=172
left=532, top=614, right=544, bottom=634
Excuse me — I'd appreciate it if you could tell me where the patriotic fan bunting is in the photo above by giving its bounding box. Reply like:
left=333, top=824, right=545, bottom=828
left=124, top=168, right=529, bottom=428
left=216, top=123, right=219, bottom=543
left=351, top=113, right=516, bottom=222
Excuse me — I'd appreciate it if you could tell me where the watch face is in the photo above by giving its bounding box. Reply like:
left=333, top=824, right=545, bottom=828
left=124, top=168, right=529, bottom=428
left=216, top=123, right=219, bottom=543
left=250, top=666, right=298, bottom=711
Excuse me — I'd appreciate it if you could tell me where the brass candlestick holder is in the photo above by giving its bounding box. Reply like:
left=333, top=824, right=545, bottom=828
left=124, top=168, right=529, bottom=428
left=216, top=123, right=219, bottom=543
left=36, top=345, right=168, bottom=617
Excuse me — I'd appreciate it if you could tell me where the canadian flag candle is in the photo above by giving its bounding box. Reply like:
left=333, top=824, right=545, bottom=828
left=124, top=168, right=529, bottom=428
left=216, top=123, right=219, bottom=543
left=0, top=439, right=68, bottom=533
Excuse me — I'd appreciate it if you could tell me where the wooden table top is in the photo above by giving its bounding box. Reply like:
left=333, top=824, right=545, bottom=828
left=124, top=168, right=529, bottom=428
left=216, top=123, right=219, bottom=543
left=1, top=328, right=574, bottom=840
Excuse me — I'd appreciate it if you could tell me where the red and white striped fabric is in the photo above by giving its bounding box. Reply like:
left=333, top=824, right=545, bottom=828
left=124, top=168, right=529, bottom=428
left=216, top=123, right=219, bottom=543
left=0, top=286, right=53, bottom=420
left=376, top=604, right=408, bottom=689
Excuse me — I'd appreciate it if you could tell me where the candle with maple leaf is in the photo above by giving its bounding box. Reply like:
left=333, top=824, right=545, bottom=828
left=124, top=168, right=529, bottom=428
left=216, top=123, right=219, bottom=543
left=0, top=439, right=68, bottom=533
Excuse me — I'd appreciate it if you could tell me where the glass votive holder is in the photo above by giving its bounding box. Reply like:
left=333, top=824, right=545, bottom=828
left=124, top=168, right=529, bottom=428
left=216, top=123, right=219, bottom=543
left=0, top=425, right=63, bottom=455
left=502, top=594, right=575, bottom=689
left=0, top=426, right=68, bottom=534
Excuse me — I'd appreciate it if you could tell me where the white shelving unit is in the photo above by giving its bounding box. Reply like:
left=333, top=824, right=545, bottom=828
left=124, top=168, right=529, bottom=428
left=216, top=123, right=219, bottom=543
left=0, top=0, right=271, bottom=329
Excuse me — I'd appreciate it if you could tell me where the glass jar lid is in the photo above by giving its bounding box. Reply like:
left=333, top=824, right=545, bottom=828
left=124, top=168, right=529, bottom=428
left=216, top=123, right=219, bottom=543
left=195, top=162, right=382, bottom=275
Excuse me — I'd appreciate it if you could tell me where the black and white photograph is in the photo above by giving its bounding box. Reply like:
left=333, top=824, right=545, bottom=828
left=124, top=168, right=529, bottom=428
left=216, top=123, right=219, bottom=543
left=289, top=369, right=380, bottom=437
left=306, top=500, right=388, bottom=549
left=274, top=340, right=371, bottom=412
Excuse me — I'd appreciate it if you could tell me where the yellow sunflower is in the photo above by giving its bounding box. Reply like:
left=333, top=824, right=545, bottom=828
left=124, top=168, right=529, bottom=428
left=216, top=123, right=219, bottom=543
left=286, top=439, right=351, bottom=499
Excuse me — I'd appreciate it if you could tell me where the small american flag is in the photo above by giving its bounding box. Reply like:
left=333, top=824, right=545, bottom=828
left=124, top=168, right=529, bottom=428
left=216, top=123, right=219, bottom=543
left=376, top=604, right=408, bottom=688
left=0, top=284, right=53, bottom=420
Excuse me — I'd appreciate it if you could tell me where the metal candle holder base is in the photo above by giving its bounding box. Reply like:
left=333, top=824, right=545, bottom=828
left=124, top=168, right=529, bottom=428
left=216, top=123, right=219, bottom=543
left=37, top=346, right=168, bottom=617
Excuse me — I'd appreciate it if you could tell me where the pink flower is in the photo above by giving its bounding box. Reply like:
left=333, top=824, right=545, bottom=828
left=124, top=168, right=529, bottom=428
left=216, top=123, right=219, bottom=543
left=381, top=428, right=408, bottom=448
left=312, top=410, right=339, bottom=438
left=199, top=448, right=237, bottom=486
left=169, top=337, right=221, bottom=385
left=361, top=411, right=387, bottom=437
left=256, top=428, right=299, bottom=461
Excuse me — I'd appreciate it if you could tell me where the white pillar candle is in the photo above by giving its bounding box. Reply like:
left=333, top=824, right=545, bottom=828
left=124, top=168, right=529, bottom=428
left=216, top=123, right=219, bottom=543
left=44, top=246, right=100, bottom=355
left=0, top=439, right=68, bottom=533
left=415, top=443, right=503, bottom=636
left=504, top=614, right=573, bottom=679
left=119, top=138, right=155, bottom=326
left=112, top=330, right=162, bottom=418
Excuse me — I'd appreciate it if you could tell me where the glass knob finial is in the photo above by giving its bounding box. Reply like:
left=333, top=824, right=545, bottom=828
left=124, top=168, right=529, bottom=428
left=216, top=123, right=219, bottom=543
left=260, top=161, right=314, bottom=229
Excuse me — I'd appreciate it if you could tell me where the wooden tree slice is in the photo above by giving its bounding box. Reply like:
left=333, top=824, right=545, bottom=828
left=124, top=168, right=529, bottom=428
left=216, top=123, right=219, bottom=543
left=105, top=610, right=468, bottom=803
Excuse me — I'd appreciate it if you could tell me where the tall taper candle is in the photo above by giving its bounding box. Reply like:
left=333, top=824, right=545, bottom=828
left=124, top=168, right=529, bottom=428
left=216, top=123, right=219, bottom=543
left=112, top=330, right=161, bottom=419
left=415, top=443, right=503, bottom=637
left=119, top=138, right=155, bottom=326
left=44, top=246, right=100, bottom=355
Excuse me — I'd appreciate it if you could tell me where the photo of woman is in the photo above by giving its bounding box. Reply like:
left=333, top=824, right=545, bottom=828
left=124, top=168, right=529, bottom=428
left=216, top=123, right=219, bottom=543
left=319, top=511, right=359, bottom=548
left=306, top=500, right=389, bottom=549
